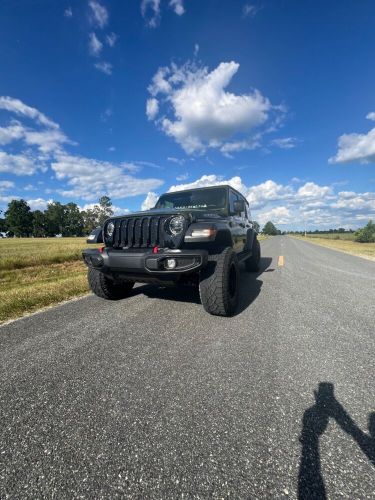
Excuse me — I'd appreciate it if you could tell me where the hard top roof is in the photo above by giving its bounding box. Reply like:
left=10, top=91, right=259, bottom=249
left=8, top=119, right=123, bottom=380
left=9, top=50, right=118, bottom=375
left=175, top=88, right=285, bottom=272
left=160, top=184, right=248, bottom=204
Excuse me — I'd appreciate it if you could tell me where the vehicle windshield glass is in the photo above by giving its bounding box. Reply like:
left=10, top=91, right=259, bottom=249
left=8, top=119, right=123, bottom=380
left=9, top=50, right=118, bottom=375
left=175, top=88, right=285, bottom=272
left=155, top=187, right=227, bottom=210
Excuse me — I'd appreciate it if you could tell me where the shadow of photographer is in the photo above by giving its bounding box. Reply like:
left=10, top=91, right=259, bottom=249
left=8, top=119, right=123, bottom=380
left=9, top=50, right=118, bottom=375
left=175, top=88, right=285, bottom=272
left=298, top=382, right=375, bottom=499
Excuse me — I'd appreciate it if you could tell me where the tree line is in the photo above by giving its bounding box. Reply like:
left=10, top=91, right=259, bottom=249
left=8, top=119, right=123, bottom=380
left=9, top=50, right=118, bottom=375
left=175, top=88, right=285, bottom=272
left=0, top=196, right=114, bottom=237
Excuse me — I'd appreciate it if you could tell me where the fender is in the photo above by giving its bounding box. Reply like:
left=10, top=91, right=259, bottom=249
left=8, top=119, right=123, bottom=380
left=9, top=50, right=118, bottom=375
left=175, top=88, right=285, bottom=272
left=245, top=228, right=256, bottom=252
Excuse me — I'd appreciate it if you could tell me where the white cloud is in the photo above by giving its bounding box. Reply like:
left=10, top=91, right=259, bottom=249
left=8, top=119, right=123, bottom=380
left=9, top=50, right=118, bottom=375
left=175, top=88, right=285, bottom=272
left=329, top=114, right=375, bottom=164
left=194, top=44, right=199, bottom=57
left=106, top=32, right=117, bottom=47
left=166, top=174, right=368, bottom=229
left=297, top=182, right=333, bottom=199
left=243, top=4, right=260, bottom=18
left=147, top=60, right=279, bottom=154
left=257, top=206, right=291, bottom=225
left=51, top=153, right=164, bottom=201
left=27, top=198, right=53, bottom=211
left=89, top=32, right=103, bottom=56
left=81, top=203, right=130, bottom=216
left=0, top=96, right=59, bottom=129
left=141, top=0, right=161, bottom=27
left=141, top=191, right=159, bottom=210
left=220, top=137, right=261, bottom=157
left=246, top=180, right=292, bottom=208
left=271, top=137, right=299, bottom=149
left=0, top=122, right=24, bottom=145
left=169, top=0, right=185, bottom=16
left=168, top=174, right=247, bottom=195
left=0, top=152, right=39, bottom=175
left=64, top=6, right=73, bottom=17
left=94, top=61, right=113, bottom=75
left=176, top=173, right=189, bottom=181
left=0, top=180, right=14, bottom=190
left=146, top=98, right=159, bottom=120
left=167, top=156, right=185, bottom=165
left=89, top=0, right=108, bottom=28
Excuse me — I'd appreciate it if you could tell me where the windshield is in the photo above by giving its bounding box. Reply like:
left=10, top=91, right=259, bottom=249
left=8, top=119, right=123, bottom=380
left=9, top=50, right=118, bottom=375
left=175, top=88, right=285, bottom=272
left=155, top=187, right=227, bottom=211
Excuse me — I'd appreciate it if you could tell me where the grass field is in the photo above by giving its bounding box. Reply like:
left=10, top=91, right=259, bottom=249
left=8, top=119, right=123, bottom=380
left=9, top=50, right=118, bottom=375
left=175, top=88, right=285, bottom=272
left=0, top=238, right=94, bottom=323
left=300, top=232, right=356, bottom=241
left=292, top=235, right=375, bottom=261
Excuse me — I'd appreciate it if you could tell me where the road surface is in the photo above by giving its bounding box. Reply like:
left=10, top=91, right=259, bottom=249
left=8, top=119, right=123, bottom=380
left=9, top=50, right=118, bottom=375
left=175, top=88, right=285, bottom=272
left=0, top=236, right=374, bottom=499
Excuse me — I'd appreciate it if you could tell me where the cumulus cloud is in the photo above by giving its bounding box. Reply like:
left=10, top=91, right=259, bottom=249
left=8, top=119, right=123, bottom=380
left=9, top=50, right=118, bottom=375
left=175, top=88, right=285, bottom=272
left=329, top=113, right=375, bottom=164
left=0, top=180, right=14, bottom=190
left=167, top=174, right=373, bottom=228
left=94, top=61, right=113, bottom=75
left=146, top=98, right=159, bottom=120
left=141, top=192, right=159, bottom=210
left=147, top=60, right=280, bottom=154
left=27, top=198, right=53, bottom=211
left=88, top=0, right=108, bottom=28
left=89, top=32, right=103, bottom=56
left=0, top=152, right=40, bottom=175
left=52, top=153, right=164, bottom=201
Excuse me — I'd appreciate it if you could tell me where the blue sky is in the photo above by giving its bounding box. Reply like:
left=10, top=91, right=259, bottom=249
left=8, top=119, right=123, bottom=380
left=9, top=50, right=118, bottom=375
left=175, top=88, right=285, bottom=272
left=0, top=0, right=375, bottom=229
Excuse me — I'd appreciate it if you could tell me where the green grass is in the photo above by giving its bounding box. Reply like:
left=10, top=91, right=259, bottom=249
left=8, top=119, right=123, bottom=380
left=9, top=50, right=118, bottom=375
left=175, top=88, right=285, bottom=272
left=0, top=237, right=90, bottom=271
left=0, top=238, right=97, bottom=323
left=292, top=235, right=375, bottom=261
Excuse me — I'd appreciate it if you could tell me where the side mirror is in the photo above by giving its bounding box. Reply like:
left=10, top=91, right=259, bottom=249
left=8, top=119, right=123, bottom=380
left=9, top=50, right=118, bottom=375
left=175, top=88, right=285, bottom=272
left=233, top=200, right=245, bottom=214
left=87, top=227, right=103, bottom=244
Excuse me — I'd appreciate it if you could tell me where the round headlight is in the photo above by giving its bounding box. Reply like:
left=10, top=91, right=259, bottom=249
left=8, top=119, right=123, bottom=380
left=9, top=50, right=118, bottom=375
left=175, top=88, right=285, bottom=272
left=168, top=215, right=185, bottom=236
left=106, top=221, right=115, bottom=237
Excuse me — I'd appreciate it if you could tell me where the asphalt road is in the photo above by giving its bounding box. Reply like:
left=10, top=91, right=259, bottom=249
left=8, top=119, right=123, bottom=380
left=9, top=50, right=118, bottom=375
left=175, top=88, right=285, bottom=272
left=1, top=236, right=374, bottom=499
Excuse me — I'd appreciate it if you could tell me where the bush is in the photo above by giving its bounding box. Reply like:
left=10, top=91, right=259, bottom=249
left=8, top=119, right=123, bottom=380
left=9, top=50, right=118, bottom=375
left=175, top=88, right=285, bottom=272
left=355, top=220, right=375, bottom=243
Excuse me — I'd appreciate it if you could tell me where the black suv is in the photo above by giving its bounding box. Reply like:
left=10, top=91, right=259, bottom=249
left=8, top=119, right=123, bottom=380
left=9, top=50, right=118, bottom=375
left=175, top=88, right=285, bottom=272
left=83, top=185, right=260, bottom=316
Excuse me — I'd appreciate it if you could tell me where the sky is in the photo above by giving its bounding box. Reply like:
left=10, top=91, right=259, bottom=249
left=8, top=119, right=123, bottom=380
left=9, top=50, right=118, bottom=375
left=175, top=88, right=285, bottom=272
left=0, top=0, right=375, bottom=230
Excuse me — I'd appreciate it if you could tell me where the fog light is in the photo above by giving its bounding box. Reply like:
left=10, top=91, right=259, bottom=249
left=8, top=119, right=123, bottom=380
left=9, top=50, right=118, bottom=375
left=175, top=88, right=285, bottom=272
left=165, top=258, right=177, bottom=269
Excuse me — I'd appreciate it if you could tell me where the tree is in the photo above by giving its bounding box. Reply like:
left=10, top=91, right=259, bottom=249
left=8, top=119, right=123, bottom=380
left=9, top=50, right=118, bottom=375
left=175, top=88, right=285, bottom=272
left=262, top=221, right=278, bottom=236
left=5, top=199, right=33, bottom=237
left=252, top=220, right=260, bottom=233
left=44, top=201, right=66, bottom=236
left=32, top=210, right=47, bottom=237
left=63, top=203, right=84, bottom=236
left=98, top=196, right=113, bottom=226
left=355, top=220, right=375, bottom=243
left=82, top=208, right=100, bottom=234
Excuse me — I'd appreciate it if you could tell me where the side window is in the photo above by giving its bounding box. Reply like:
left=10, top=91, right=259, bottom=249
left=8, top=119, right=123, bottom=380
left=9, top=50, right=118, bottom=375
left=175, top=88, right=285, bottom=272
left=229, top=191, right=239, bottom=216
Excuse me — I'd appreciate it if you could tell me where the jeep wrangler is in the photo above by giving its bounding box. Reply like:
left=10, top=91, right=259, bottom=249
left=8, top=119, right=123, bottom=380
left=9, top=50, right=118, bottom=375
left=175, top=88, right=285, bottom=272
left=83, top=185, right=260, bottom=316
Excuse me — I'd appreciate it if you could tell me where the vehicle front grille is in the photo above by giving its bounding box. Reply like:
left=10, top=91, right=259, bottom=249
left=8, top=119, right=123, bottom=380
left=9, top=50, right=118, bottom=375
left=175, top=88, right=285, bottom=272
left=112, top=215, right=171, bottom=249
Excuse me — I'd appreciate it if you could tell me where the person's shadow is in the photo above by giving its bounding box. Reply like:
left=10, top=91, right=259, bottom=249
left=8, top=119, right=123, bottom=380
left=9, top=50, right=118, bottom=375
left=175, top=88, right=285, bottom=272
left=298, top=382, right=375, bottom=499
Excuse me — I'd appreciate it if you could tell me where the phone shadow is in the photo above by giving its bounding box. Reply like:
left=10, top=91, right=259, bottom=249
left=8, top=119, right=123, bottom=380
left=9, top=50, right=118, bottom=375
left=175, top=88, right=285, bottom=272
left=298, top=382, right=375, bottom=499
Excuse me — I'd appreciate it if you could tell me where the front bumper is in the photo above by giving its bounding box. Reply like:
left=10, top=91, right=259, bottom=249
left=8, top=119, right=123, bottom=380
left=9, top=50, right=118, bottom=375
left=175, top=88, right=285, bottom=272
left=82, top=247, right=208, bottom=276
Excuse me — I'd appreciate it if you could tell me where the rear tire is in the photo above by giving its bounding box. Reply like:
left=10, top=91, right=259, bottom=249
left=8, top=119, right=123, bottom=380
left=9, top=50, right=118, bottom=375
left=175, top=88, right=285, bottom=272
left=199, top=247, right=239, bottom=317
left=88, top=268, right=134, bottom=300
left=245, top=237, right=261, bottom=272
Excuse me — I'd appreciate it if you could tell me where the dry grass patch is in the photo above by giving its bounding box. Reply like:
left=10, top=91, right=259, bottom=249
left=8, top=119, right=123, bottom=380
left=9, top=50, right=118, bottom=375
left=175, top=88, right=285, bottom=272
left=0, top=237, right=90, bottom=270
left=292, top=236, right=375, bottom=261
left=0, top=261, right=90, bottom=323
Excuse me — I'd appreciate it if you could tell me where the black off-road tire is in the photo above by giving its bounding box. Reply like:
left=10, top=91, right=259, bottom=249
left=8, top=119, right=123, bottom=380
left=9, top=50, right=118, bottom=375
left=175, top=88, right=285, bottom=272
left=245, top=237, right=261, bottom=272
left=88, top=268, right=134, bottom=300
left=199, top=247, right=239, bottom=317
